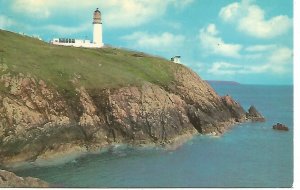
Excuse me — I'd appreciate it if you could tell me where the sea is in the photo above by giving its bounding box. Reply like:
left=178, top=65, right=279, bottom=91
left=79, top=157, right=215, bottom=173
left=13, top=84, right=293, bottom=188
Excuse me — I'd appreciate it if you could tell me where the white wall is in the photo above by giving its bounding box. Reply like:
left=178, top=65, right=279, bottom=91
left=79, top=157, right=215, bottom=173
left=174, top=57, right=181, bottom=64
left=50, top=38, right=103, bottom=48
left=50, top=21, right=104, bottom=49
left=93, top=23, right=103, bottom=47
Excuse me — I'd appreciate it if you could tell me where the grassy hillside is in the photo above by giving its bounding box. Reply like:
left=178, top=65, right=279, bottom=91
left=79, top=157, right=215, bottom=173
left=0, top=29, right=176, bottom=92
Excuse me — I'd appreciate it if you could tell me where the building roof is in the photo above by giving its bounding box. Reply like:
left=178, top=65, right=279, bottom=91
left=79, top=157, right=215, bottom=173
left=94, top=8, right=101, bottom=13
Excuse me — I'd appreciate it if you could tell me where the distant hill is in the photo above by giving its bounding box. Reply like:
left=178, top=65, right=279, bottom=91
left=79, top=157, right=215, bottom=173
left=205, top=80, right=241, bottom=85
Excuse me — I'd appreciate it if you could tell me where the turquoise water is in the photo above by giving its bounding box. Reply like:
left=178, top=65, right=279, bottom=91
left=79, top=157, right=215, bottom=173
left=13, top=84, right=293, bottom=187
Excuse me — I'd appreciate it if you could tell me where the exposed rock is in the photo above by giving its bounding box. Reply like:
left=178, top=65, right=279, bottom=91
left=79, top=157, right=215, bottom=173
left=0, top=65, right=265, bottom=166
left=246, top=105, right=265, bottom=122
left=0, top=169, right=49, bottom=187
left=272, top=123, right=289, bottom=131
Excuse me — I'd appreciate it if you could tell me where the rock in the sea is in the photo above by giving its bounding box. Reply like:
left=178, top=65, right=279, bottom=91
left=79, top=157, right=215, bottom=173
left=246, top=105, right=265, bottom=122
left=272, top=123, right=289, bottom=131
left=0, top=169, right=49, bottom=187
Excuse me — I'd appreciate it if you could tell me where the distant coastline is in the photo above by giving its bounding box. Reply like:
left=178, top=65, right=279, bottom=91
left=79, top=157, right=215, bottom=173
left=205, top=80, right=241, bottom=85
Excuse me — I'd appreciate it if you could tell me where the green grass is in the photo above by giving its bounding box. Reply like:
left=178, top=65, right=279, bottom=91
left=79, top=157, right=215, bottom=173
left=0, top=29, right=176, bottom=92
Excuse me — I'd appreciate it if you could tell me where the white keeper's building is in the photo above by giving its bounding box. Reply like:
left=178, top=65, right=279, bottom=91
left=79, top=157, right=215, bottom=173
left=50, top=8, right=104, bottom=48
left=171, top=56, right=181, bottom=64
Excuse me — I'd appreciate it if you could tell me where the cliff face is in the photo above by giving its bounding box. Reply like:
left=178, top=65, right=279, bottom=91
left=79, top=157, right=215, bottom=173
left=0, top=64, right=263, bottom=166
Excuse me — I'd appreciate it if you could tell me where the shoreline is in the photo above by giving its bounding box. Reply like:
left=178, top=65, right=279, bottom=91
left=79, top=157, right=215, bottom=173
left=2, top=121, right=241, bottom=170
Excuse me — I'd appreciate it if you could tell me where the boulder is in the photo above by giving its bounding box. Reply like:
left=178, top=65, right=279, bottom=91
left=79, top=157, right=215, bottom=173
left=272, top=123, right=289, bottom=131
left=246, top=105, right=265, bottom=122
left=0, top=169, right=49, bottom=187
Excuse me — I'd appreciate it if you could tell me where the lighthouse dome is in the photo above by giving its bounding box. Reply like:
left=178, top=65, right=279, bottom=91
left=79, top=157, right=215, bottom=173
left=93, top=8, right=101, bottom=24
left=94, top=8, right=101, bottom=14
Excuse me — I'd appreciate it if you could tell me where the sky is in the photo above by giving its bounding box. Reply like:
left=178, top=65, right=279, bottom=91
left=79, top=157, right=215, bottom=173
left=0, top=0, right=293, bottom=85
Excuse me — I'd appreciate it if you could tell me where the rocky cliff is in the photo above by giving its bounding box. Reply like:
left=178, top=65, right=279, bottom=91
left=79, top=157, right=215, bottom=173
left=0, top=30, right=265, bottom=167
left=0, top=64, right=263, bottom=167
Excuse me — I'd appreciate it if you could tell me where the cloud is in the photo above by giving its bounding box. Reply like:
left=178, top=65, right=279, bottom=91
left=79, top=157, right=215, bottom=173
left=12, top=0, right=54, bottom=19
left=245, top=44, right=277, bottom=52
left=101, top=0, right=169, bottom=28
left=243, top=53, right=263, bottom=59
left=219, top=0, right=292, bottom=38
left=207, top=47, right=293, bottom=75
left=0, top=15, right=16, bottom=29
left=268, top=47, right=292, bottom=66
left=122, top=31, right=185, bottom=50
left=10, top=0, right=194, bottom=28
left=219, top=2, right=240, bottom=22
left=104, top=0, right=194, bottom=28
left=199, top=24, right=242, bottom=58
left=207, top=61, right=269, bottom=75
left=41, top=23, right=91, bottom=35
left=208, top=62, right=244, bottom=75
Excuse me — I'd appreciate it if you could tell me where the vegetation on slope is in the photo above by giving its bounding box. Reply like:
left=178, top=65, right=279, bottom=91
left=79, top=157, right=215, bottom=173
left=0, top=29, right=176, bottom=92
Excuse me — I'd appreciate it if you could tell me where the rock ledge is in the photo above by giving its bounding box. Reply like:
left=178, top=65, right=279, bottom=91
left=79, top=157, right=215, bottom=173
left=0, top=169, right=49, bottom=187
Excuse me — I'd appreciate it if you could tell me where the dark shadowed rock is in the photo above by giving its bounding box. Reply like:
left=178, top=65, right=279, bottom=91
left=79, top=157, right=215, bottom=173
left=221, top=95, right=246, bottom=122
left=246, top=105, right=265, bottom=122
left=0, top=169, right=49, bottom=187
left=272, top=123, right=289, bottom=131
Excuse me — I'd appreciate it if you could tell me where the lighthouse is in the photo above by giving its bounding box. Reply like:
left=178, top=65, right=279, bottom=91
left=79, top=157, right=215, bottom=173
left=50, top=8, right=104, bottom=48
left=93, top=8, right=104, bottom=47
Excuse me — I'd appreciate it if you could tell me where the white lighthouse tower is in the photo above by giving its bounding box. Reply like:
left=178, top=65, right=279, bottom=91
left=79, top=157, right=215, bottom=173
left=93, top=8, right=104, bottom=47
left=50, top=8, right=104, bottom=48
